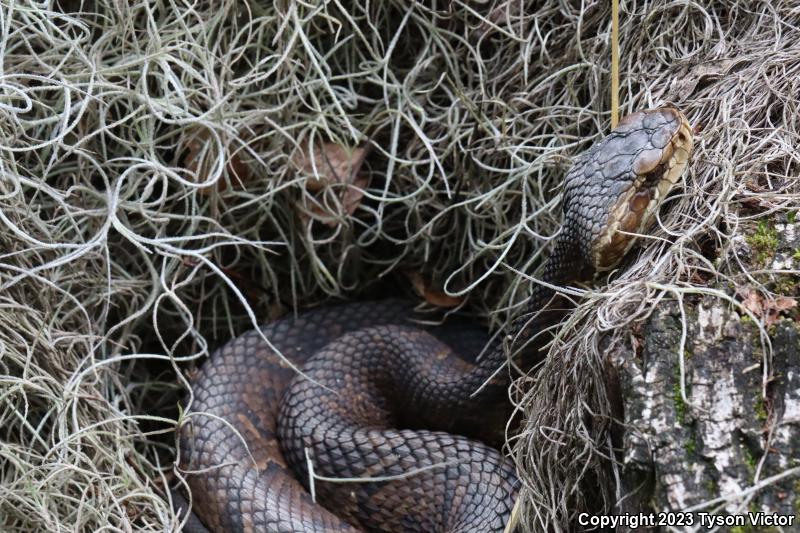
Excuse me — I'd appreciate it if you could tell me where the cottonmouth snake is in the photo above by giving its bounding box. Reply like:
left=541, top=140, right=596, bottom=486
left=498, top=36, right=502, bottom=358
left=176, top=108, right=694, bottom=532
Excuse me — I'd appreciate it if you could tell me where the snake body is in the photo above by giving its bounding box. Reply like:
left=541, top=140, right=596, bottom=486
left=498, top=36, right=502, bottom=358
left=177, top=108, right=693, bottom=532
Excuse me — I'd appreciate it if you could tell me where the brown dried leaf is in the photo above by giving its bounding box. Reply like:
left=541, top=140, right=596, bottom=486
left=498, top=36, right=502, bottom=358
left=291, top=140, right=368, bottom=190
left=740, top=288, right=763, bottom=317
left=339, top=173, right=370, bottom=217
left=765, top=296, right=797, bottom=326
left=294, top=140, right=370, bottom=227
left=407, top=271, right=464, bottom=308
left=738, top=288, right=797, bottom=325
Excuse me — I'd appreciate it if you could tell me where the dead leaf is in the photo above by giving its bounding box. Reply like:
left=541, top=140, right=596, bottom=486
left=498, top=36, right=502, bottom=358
left=291, top=140, right=368, bottom=190
left=738, top=288, right=797, bottom=326
left=407, top=271, right=464, bottom=308
left=765, top=296, right=797, bottom=326
left=339, top=172, right=370, bottom=216
left=740, top=288, right=763, bottom=317
left=293, top=140, right=370, bottom=227
left=183, top=129, right=252, bottom=194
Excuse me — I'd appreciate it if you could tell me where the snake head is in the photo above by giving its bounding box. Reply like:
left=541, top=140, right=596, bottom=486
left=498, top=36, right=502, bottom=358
left=560, top=106, right=694, bottom=274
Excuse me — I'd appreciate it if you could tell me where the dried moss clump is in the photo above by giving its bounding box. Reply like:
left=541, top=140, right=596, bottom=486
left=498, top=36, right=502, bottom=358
left=1, top=0, right=798, bottom=531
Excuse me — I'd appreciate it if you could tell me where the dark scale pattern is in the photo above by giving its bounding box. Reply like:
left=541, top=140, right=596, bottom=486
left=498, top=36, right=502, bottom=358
left=277, top=326, right=517, bottom=533
left=178, top=108, right=693, bottom=533
left=179, top=301, right=414, bottom=532
left=561, top=107, right=688, bottom=269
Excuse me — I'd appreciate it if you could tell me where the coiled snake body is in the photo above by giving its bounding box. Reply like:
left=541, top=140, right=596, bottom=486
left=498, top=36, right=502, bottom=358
left=177, top=108, right=693, bottom=532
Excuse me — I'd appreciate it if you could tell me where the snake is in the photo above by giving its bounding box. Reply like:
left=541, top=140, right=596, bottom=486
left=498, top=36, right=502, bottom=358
left=176, top=107, right=694, bottom=533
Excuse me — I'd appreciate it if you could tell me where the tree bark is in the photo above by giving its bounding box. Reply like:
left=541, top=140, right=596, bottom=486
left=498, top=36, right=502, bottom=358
left=611, top=224, right=800, bottom=531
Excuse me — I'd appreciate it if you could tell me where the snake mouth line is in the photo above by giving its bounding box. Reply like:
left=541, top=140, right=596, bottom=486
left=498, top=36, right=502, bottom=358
left=653, top=114, right=694, bottom=201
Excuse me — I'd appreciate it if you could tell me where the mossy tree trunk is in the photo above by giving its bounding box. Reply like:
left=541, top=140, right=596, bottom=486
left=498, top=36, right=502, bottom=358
left=610, top=221, right=800, bottom=532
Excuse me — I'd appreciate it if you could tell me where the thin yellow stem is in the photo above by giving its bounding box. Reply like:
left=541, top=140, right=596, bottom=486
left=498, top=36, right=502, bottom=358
left=504, top=497, right=521, bottom=533
left=611, top=0, right=620, bottom=128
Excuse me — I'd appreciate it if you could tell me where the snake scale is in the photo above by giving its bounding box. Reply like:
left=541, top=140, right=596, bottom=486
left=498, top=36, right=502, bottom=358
left=176, top=108, right=694, bottom=532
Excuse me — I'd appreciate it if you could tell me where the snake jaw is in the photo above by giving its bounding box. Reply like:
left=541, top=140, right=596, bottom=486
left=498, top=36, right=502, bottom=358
left=588, top=107, right=694, bottom=272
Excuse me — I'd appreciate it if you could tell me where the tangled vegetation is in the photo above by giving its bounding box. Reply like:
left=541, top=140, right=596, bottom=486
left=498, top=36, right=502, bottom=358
left=0, top=0, right=798, bottom=531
